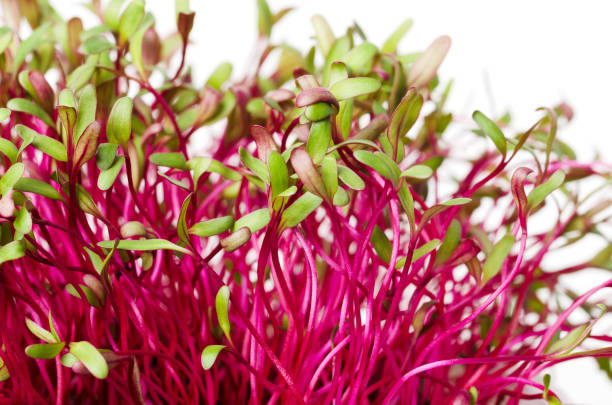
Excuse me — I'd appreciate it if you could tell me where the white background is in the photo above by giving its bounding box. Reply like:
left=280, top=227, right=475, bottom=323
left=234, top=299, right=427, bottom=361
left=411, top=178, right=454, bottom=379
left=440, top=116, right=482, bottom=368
left=5, top=0, right=612, bottom=403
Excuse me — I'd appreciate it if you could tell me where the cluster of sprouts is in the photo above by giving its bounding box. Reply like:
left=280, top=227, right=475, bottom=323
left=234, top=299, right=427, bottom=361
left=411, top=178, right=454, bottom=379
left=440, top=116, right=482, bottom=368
left=0, top=0, right=611, bottom=404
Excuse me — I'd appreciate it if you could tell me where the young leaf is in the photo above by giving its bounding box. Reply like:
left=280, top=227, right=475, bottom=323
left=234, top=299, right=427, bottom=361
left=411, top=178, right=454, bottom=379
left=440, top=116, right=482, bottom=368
left=482, top=234, right=515, bottom=284
left=75, top=84, right=97, bottom=141
left=434, top=220, right=461, bottom=266
left=14, top=23, right=51, bottom=71
left=82, top=35, right=114, bottom=54
left=353, top=150, right=399, bottom=185
left=0, top=241, right=25, bottom=265
left=0, top=108, right=10, bottom=122
left=240, top=147, right=269, bottom=184
left=17, top=125, right=67, bottom=162
left=307, top=119, right=331, bottom=164
left=189, top=216, right=234, bottom=237
left=25, top=318, right=57, bottom=344
left=97, top=143, right=119, bottom=170
left=130, top=14, right=155, bottom=78
left=401, top=164, right=433, bottom=180
left=337, top=165, right=365, bottom=190
left=257, top=0, right=272, bottom=37
left=0, top=139, right=18, bottom=163
left=66, top=64, right=96, bottom=91
left=14, top=206, right=32, bottom=235
left=412, top=239, right=441, bottom=262
left=150, top=152, right=187, bottom=170
left=106, top=97, right=133, bottom=147
left=265, top=150, right=288, bottom=199
left=98, top=238, right=192, bottom=255
left=206, top=62, right=233, bottom=90
left=7, top=98, right=54, bottom=127
left=220, top=227, right=252, bottom=252
left=98, top=155, right=125, bottom=190
left=281, top=192, right=323, bottom=228
left=233, top=208, right=271, bottom=233
left=321, top=155, right=338, bottom=199
left=25, top=342, right=65, bottom=359
left=473, top=110, right=507, bottom=158
left=215, top=286, right=231, bottom=341
left=73, top=121, right=101, bottom=173
left=69, top=341, right=108, bottom=379
left=290, top=148, right=328, bottom=201
left=388, top=89, right=423, bottom=159
left=371, top=225, right=392, bottom=264
left=0, top=162, right=24, bottom=196
left=311, top=14, right=335, bottom=57
left=14, top=178, right=64, bottom=201
left=407, top=35, right=451, bottom=87
left=177, top=193, right=192, bottom=248
left=329, top=77, right=381, bottom=101
left=201, top=345, right=226, bottom=370
left=342, top=42, right=377, bottom=72
left=381, top=19, right=413, bottom=54
left=118, top=0, right=145, bottom=45
left=527, top=170, right=565, bottom=209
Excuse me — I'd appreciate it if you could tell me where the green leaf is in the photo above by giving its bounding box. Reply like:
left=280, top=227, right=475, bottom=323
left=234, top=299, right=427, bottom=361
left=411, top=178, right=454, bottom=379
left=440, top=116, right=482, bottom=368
left=82, top=35, right=115, bottom=54
left=187, top=156, right=212, bottom=186
left=0, top=27, right=12, bottom=55
left=434, top=220, right=461, bottom=266
left=206, top=62, right=233, bottom=90
left=307, top=119, right=331, bottom=164
left=311, top=14, right=335, bottom=57
left=7, top=98, right=54, bottom=127
left=0, top=108, right=10, bottom=122
left=527, top=170, right=565, bottom=209
left=381, top=19, right=413, bottom=54
left=25, top=318, right=57, bottom=343
left=401, top=165, right=433, bottom=180
left=240, top=147, right=269, bottom=184
left=150, top=152, right=187, bottom=170
left=69, top=341, right=108, bottom=379
left=48, top=312, right=60, bottom=343
left=545, top=324, right=589, bottom=355
left=329, top=77, right=381, bottom=101
left=337, top=165, right=365, bottom=190
left=14, top=23, right=50, bottom=72
left=332, top=187, right=349, bottom=206
left=257, top=0, right=272, bottom=37
left=25, top=342, right=65, bottom=359
left=216, top=286, right=231, bottom=341
left=66, top=64, right=96, bottom=91
left=482, top=234, right=515, bottom=284
left=14, top=178, right=64, bottom=200
left=0, top=139, right=18, bottom=163
left=17, top=125, right=67, bottom=162
left=189, top=216, right=234, bottom=237
left=342, top=42, right=377, bottom=72
left=60, top=352, right=78, bottom=368
left=371, top=225, right=391, bottom=264
left=58, top=89, right=76, bottom=109
left=473, top=110, right=507, bottom=158
left=281, top=192, right=323, bottom=228
left=304, top=102, right=334, bottom=122
left=208, top=159, right=242, bottom=181
left=233, top=208, right=270, bottom=233
left=321, top=155, right=338, bottom=199
left=469, top=386, right=478, bottom=405
left=14, top=206, right=32, bottom=235
left=177, top=193, right=192, bottom=248
left=98, top=155, right=125, bottom=190
left=118, top=0, right=145, bottom=44
left=0, top=241, right=25, bottom=265
left=130, top=14, right=155, bottom=78
left=220, top=227, right=252, bottom=252
left=412, top=239, right=441, bottom=262
left=104, top=0, right=126, bottom=29
left=106, top=97, right=133, bottom=147
left=201, top=345, right=226, bottom=370
left=98, top=238, right=192, bottom=256
left=96, top=143, right=119, bottom=170
left=0, top=162, right=24, bottom=196
left=268, top=151, right=288, bottom=199
left=387, top=89, right=423, bottom=159
left=75, top=85, right=97, bottom=141
left=353, top=150, right=399, bottom=185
